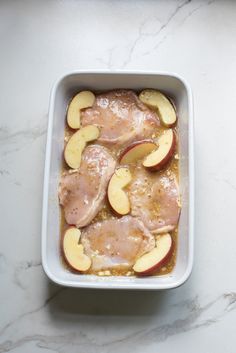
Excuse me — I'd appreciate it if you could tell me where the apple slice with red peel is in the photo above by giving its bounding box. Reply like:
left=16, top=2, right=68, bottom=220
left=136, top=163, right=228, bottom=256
left=64, top=125, right=100, bottom=169
left=108, top=167, right=132, bottom=215
left=67, top=91, right=95, bottom=129
left=133, top=233, right=173, bottom=275
left=119, top=140, right=157, bottom=165
left=143, top=129, right=176, bottom=171
left=63, top=227, right=91, bottom=272
left=139, top=89, right=177, bottom=127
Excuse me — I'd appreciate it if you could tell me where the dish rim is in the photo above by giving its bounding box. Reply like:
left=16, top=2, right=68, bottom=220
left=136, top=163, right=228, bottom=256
left=41, top=70, right=194, bottom=290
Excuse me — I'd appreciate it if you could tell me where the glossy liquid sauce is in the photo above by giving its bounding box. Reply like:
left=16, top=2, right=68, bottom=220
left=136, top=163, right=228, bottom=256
left=60, top=93, right=179, bottom=277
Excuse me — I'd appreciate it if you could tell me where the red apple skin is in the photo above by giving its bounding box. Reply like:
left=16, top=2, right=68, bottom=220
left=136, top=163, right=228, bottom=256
left=119, top=139, right=156, bottom=164
left=145, top=131, right=176, bottom=172
left=134, top=239, right=174, bottom=276
left=164, top=95, right=178, bottom=128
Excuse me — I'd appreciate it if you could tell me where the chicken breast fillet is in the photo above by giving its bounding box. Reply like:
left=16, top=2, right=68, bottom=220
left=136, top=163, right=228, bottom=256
left=81, top=90, right=160, bottom=146
left=59, top=145, right=116, bottom=227
left=129, top=165, right=181, bottom=234
left=81, top=216, right=155, bottom=272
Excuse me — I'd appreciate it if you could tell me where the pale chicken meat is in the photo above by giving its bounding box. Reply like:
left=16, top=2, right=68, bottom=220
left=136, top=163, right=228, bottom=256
left=81, top=90, right=160, bottom=146
left=129, top=165, right=180, bottom=234
left=59, top=145, right=116, bottom=227
left=81, top=216, right=155, bottom=272
left=60, top=88, right=181, bottom=276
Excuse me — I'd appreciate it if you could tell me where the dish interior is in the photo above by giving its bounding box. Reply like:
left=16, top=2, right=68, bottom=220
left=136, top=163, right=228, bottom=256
left=43, top=73, right=192, bottom=289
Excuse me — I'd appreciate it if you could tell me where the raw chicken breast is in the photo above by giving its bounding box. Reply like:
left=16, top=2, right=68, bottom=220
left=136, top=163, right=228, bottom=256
left=81, top=90, right=160, bottom=146
left=81, top=216, right=155, bottom=272
left=59, top=145, right=116, bottom=227
left=129, top=165, right=181, bottom=234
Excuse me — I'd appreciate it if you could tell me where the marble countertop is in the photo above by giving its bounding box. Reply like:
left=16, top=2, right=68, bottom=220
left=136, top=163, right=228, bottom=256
left=1, top=0, right=236, bottom=352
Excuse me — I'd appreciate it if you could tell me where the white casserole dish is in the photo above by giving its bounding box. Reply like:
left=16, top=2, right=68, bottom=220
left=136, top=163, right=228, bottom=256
left=42, top=71, right=194, bottom=290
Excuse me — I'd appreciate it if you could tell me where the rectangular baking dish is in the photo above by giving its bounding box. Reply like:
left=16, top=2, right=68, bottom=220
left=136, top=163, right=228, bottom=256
left=42, top=71, right=194, bottom=290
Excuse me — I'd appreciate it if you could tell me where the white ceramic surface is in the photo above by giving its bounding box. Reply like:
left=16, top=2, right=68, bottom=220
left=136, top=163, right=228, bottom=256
left=42, top=71, right=194, bottom=289
left=1, top=0, right=236, bottom=352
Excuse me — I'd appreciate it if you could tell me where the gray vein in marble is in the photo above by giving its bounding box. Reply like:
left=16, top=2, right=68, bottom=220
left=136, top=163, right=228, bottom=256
left=102, top=293, right=236, bottom=348
left=0, top=170, right=10, bottom=176
left=143, top=0, right=215, bottom=58
left=121, top=0, right=191, bottom=68
left=0, top=333, right=77, bottom=353
left=224, top=292, right=236, bottom=310
left=221, top=179, right=236, bottom=190
left=0, top=125, right=46, bottom=143
left=0, top=120, right=47, bottom=156
left=0, top=254, right=7, bottom=273
left=0, top=169, right=23, bottom=187
left=13, top=260, right=42, bottom=290
left=97, top=46, right=116, bottom=69
left=212, top=176, right=236, bottom=192
left=221, top=179, right=236, bottom=192
left=121, top=17, right=149, bottom=69
left=0, top=292, right=235, bottom=352
left=149, top=0, right=192, bottom=48
left=175, top=0, right=216, bottom=30
left=0, top=287, right=66, bottom=339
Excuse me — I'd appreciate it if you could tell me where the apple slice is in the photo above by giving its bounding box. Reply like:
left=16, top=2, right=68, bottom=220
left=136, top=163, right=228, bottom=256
left=64, top=125, right=100, bottom=169
left=143, top=129, right=175, bottom=170
left=139, top=89, right=177, bottom=127
left=119, top=140, right=157, bottom=165
left=133, top=233, right=173, bottom=275
left=108, top=167, right=132, bottom=215
left=63, top=227, right=91, bottom=272
left=67, top=91, right=95, bottom=129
